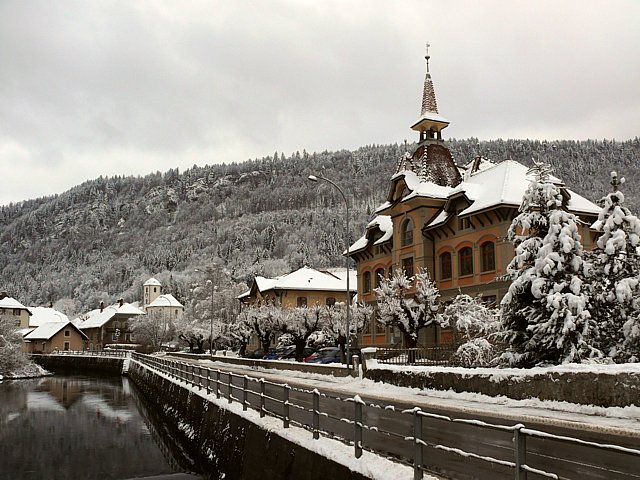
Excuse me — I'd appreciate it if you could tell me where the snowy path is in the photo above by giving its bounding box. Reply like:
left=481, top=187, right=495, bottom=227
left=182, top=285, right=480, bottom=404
left=196, top=357, right=640, bottom=440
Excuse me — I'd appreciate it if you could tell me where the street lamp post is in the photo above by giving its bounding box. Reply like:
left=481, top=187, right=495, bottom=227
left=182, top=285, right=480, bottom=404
left=308, top=174, right=352, bottom=369
left=207, top=280, right=214, bottom=358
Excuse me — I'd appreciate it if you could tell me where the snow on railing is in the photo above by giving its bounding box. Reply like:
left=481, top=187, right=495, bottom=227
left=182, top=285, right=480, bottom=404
left=130, top=352, right=639, bottom=480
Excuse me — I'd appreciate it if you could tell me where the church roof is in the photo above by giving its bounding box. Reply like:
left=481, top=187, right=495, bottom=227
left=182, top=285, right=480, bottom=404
left=144, top=277, right=162, bottom=287
left=147, top=294, right=184, bottom=309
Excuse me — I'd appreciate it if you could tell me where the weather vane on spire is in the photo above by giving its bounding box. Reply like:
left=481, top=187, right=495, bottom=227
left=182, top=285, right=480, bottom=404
left=425, top=41, right=431, bottom=72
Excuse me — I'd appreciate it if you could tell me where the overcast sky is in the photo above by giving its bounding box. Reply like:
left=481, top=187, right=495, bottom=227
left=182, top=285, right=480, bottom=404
left=1, top=0, right=639, bottom=206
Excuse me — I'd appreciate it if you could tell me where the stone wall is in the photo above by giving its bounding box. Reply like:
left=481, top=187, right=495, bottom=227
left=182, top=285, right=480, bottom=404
left=30, top=354, right=124, bottom=374
left=128, top=361, right=371, bottom=480
left=365, top=367, right=640, bottom=408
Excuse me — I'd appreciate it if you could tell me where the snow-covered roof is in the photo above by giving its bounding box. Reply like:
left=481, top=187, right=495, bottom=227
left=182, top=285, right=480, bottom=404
left=24, top=321, right=88, bottom=341
left=147, top=294, right=184, bottom=309
left=349, top=215, right=393, bottom=254
left=77, top=302, right=145, bottom=329
left=0, top=297, right=32, bottom=314
left=28, top=307, right=69, bottom=327
left=144, top=277, right=162, bottom=287
left=238, top=266, right=356, bottom=299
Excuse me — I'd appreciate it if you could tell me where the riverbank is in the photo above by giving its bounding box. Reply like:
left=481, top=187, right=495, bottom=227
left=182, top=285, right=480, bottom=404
left=0, top=362, right=50, bottom=380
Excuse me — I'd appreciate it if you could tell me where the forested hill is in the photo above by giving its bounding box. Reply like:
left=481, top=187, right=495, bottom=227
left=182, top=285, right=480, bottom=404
left=1, top=137, right=639, bottom=316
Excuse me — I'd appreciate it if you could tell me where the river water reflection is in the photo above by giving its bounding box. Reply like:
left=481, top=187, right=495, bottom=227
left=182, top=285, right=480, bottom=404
left=0, top=374, right=200, bottom=480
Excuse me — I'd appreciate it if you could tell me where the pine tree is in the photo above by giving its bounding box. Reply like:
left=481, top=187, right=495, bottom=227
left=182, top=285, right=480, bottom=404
left=591, top=172, right=640, bottom=361
left=501, top=162, right=600, bottom=366
left=500, top=162, right=559, bottom=363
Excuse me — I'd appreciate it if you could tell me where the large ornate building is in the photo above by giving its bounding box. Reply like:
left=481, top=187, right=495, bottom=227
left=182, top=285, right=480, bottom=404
left=349, top=50, right=600, bottom=348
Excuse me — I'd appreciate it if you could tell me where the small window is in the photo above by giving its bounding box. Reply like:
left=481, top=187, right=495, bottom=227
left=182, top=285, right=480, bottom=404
left=64, top=330, right=70, bottom=337
left=401, top=257, right=414, bottom=278
left=297, top=297, right=307, bottom=307
left=482, top=295, right=497, bottom=308
left=326, top=297, right=336, bottom=307
left=363, top=271, right=372, bottom=293
left=63, top=342, right=70, bottom=351
left=175, top=309, right=179, bottom=315
left=154, top=287, right=157, bottom=293
left=13, top=309, right=21, bottom=316
left=375, top=268, right=385, bottom=288
left=112, top=333, right=119, bottom=341
left=459, top=247, right=473, bottom=276
left=440, top=252, right=452, bottom=280
left=457, top=210, right=472, bottom=231
left=113, top=321, right=120, bottom=329
left=481, top=241, right=496, bottom=272
left=401, top=218, right=414, bottom=246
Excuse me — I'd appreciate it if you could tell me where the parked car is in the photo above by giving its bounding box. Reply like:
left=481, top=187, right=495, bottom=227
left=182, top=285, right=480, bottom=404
left=280, top=346, right=315, bottom=361
left=304, top=347, right=341, bottom=364
left=263, top=345, right=295, bottom=360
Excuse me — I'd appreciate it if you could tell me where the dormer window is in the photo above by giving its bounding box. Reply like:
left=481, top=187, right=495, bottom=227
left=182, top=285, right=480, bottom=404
left=401, top=218, right=414, bottom=246
left=457, top=210, right=472, bottom=231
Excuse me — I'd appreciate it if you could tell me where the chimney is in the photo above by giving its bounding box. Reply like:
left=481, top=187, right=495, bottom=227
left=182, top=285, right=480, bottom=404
left=118, top=298, right=124, bottom=307
left=100, top=301, right=104, bottom=313
left=0, top=291, right=7, bottom=300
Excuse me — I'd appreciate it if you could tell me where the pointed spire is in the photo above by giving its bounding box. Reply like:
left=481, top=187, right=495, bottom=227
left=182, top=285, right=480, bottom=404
left=411, top=43, right=449, bottom=138
left=420, top=42, right=439, bottom=116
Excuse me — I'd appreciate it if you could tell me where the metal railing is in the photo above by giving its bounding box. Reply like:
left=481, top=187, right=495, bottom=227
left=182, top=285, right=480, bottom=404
left=44, top=349, right=131, bottom=358
left=130, top=353, right=640, bottom=480
left=375, top=346, right=457, bottom=365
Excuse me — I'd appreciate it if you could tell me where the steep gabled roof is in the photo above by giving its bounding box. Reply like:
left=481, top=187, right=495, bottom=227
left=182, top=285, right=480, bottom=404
left=77, top=302, right=145, bottom=329
left=28, top=307, right=69, bottom=327
left=24, top=321, right=88, bottom=341
left=0, top=297, right=32, bottom=315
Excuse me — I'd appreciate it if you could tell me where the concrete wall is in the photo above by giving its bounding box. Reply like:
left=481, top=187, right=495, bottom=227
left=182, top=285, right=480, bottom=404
left=30, top=354, right=124, bottom=374
left=128, top=361, right=371, bottom=480
left=365, top=367, right=640, bottom=408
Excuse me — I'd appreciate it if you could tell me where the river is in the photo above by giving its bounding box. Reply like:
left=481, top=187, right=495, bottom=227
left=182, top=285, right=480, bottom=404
left=0, top=374, right=202, bottom=480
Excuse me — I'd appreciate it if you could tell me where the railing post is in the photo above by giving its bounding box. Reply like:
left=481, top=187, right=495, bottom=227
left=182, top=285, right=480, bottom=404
left=312, top=389, right=320, bottom=440
left=283, top=385, right=290, bottom=429
left=354, top=395, right=363, bottom=459
left=243, top=376, right=248, bottom=411
left=413, top=408, right=423, bottom=480
left=227, top=373, right=232, bottom=404
left=206, top=369, right=211, bottom=395
left=260, top=379, right=266, bottom=418
left=514, top=424, right=527, bottom=480
left=216, top=370, right=221, bottom=399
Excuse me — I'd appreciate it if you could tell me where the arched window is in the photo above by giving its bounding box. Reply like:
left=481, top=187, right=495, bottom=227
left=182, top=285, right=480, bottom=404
left=481, top=241, right=496, bottom=272
left=459, top=247, right=473, bottom=276
left=363, top=271, right=372, bottom=293
left=401, top=218, right=414, bottom=246
left=375, top=268, right=385, bottom=288
left=440, top=252, right=452, bottom=280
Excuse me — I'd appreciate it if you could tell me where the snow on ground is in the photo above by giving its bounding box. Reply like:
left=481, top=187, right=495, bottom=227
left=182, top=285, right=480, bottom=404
left=136, top=359, right=427, bottom=480
left=0, top=363, right=50, bottom=381
left=195, top=357, right=640, bottom=438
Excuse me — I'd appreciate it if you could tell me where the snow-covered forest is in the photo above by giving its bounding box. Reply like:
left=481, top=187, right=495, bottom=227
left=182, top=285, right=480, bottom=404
left=1, top=138, right=639, bottom=319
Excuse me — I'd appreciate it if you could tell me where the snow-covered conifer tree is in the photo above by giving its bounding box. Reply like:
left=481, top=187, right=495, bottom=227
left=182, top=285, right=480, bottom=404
left=500, top=162, right=560, bottom=362
left=591, top=172, right=640, bottom=362
left=501, top=162, right=600, bottom=366
left=374, top=268, right=441, bottom=353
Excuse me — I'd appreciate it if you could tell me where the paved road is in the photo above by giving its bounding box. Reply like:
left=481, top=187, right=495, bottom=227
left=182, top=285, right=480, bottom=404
left=172, top=358, right=640, bottom=480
